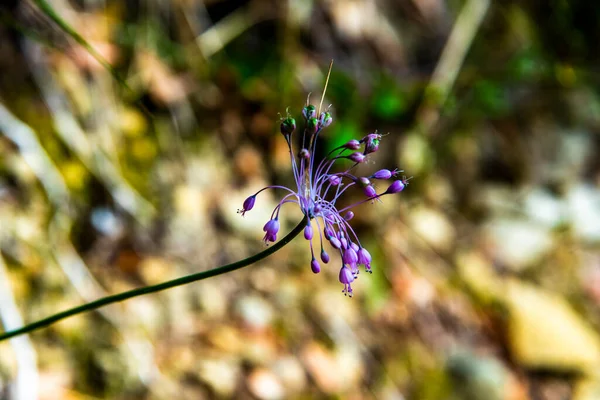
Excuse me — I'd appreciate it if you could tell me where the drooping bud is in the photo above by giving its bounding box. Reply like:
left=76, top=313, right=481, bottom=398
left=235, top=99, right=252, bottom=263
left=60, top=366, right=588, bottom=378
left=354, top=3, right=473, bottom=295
left=299, top=148, right=310, bottom=160
left=329, top=236, right=341, bottom=249
left=350, top=242, right=359, bottom=252
left=311, top=258, right=321, bottom=273
left=338, top=232, right=348, bottom=249
left=262, top=218, right=280, bottom=243
left=328, top=175, right=342, bottom=186
left=348, top=152, right=366, bottom=163
left=304, top=223, right=313, bottom=240
left=343, top=140, right=361, bottom=150
left=342, top=247, right=358, bottom=266
left=343, top=211, right=354, bottom=221
left=339, top=266, right=354, bottom=297
left=321, top=249, right=330, bottom=264
left=313, top=204, right=322, bottom=213
left=357, top=248, right=372, bottom=265
left=303, top=104, right=317, bottom=120
left=324, top=225, right=335, bottom=239
left=319, top=111, right=332, bottom=128
left=372, top=169, right=392, bottom=180
left=238, top=195, right=256, bottom=216
left=280, top=117, right=296, bottom=136
left=385, top=180, right=405, bottom=194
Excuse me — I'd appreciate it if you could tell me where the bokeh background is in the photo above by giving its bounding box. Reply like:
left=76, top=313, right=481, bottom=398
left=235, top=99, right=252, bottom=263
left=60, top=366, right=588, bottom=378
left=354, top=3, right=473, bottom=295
left=1, top=0, right=600, bottom=399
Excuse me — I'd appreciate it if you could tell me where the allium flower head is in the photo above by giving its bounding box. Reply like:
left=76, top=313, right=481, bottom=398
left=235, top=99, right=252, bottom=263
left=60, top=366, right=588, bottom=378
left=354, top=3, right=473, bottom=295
left=239, top=83, right=409, bottom=296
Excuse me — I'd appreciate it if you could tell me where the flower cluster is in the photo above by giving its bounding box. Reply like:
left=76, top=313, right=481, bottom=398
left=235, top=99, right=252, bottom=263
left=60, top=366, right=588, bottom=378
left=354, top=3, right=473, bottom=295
left=238, top=100, right=409, bottom=296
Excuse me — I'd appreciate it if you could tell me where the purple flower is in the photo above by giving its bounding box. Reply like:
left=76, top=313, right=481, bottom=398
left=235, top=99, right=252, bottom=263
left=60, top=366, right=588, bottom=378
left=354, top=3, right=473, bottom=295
left=239, top=100, right=409, bottom=295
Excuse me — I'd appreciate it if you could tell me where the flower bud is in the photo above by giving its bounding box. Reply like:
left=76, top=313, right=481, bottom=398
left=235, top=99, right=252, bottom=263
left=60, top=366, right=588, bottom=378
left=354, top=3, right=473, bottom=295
left=304, top=224, right=313, bottom=240
left=343, top=211, right=354, bottom=221
left=303, top=104, right=317, bottom=120
left=343, top=140, right=361, bottom=150
left=328, top=175, right=341, bottom=186
left=362, top=133, right=381, bottom=154
left=358, top=248, right=372, bottom=265
left=342, top=247, right=358, bottom=266
left=350, top=242, right=359, bottom=252
left=307, top=117, right=319, bottom=133
left=311, top=258, right=321, bottom=273
left=280, top=117, right=296, bottom=136
left=364, top=185, right=377, bottom=198
left=358, top=177, right=371, bottom=187
left=385, top=180, right=405, bottom=194
left=321, top=250, right=330, bottom=264
left=238, top=195, right=256, bottom=216
left=299, top=148, right=310, bottom=160
left=329, top=236, right=341, bottom=249
left=348, top=152, right=366, bottom=163
left=319, top=111, right=332, bottom=128
left=372, top=169, right=392, bottom=180
left=263, top=218, right=280, bottom=243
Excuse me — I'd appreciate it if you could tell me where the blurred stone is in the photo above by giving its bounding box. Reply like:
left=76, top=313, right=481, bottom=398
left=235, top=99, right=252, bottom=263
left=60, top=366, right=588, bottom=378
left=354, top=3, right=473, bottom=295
left=197, top=358, right=240, bottom=397
left=504, top=279, right=600, bottom=373
left=235, top=295, right=274, bottom=331
left=566, top=184, right=600, bottom=243
left=301, top=342, right=363, bottom=394
left=484, top=219, right=553, bottom=271
left=573, top=378, right=600, bottom=400
left=247, top=368, right=285, bottom=400
left=272, top=356, right=307, bottom=393
left=408, top=207, right=455, bottom=253
left=234, top=145, right=264, bottom=180
left=447, top=351, right=508, bottom=400
left=398, top=133, right=434, bottom=176
left=523, top=188, right=565, bottom=229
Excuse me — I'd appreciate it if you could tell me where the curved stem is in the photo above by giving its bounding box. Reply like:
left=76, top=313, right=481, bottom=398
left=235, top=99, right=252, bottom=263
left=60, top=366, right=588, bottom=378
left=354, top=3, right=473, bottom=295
left=0, top=218, right=308, bottom=342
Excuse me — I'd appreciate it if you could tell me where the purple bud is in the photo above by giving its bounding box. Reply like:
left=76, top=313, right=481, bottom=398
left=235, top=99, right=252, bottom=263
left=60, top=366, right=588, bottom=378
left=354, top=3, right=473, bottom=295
left=361, top=133, right=381, bottom=154
left=340, top=235, right=348, bottom=250
left=343, top=140, right=361, bottom=150
left=239, top=195, right=256, bottom=216
left=342, top=247, right=358, bottom=266
left=348, top=152, right=366, bottom=163
left=372, top=169, right=392, bottom=180
left=328, top=175, right=342, bottom=186
left=343, top=211, right=354, bottom=221
left=311, top=258, right=321, bottom=274
left=324, top=225, right=335, bottom=239
left=321, top=250, right=330, bottom=264
left=358, top=177, right=371, bottom=187
left=299, top=148, right=310, bottom=160
left=358, top=248, right=372, bottom=265
left=385, top=180, right=405, bottom=194
left=350, top=242, right=359, bottom=252
left=303, top=104, right=317, bottom=120
left=329, top=236, right=341, bottom=249
left=304, top=224, right=313, bottom=240
left=262, top=219, right=280, bottom=243
left=319, top=111, right=332, bottom=128
left=339, top=267, right=354, bottom=297
left=313, top=204, right=322, bottom=213
left=364, top=185, right=377, bottom=198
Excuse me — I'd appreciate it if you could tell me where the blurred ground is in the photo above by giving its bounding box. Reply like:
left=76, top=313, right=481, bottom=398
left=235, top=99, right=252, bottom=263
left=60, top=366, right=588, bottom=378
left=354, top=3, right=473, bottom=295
left=1, top=0, right=600, bottom=399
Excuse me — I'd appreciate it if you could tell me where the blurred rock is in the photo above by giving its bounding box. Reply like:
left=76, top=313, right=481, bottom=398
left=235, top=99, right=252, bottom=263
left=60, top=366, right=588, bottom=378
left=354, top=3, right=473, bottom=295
left=197, top=357, right=240, bottom=397
left=504, top=279, right=600, bottom=373
left=566, top=184, right=600, bottom=243
left=523, top=188, right=565, bottom=229
left=408, top=206, right=455, bottom=253
left=484, top=219, right=553, bottom=271
left=247, top=368, right=285, bottom=400
left=446, top=351, right=509, bottom=400
left=272, top=356, right=307, bottom=393
left=235, top=295, right=274, bottom=331
left=301, top=341, right=363, bottom=394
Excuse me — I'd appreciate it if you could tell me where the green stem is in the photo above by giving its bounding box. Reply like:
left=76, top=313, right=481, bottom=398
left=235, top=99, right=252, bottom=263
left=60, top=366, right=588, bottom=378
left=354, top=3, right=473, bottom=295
left=0, top=218, right=307, bottom=341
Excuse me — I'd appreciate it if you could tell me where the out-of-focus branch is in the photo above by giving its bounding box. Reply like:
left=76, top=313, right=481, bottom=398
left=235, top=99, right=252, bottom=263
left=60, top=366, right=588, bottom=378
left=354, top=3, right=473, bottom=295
left=23, top=41, right=156, bottom=222
left=417, top=0, right=491, bottom=135
left=0, top=254, right=38, bottom=400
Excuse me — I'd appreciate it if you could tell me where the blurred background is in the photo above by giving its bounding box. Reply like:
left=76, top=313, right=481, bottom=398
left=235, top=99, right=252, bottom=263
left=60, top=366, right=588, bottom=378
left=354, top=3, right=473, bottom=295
left=1, top=0, right=600, bottom=399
